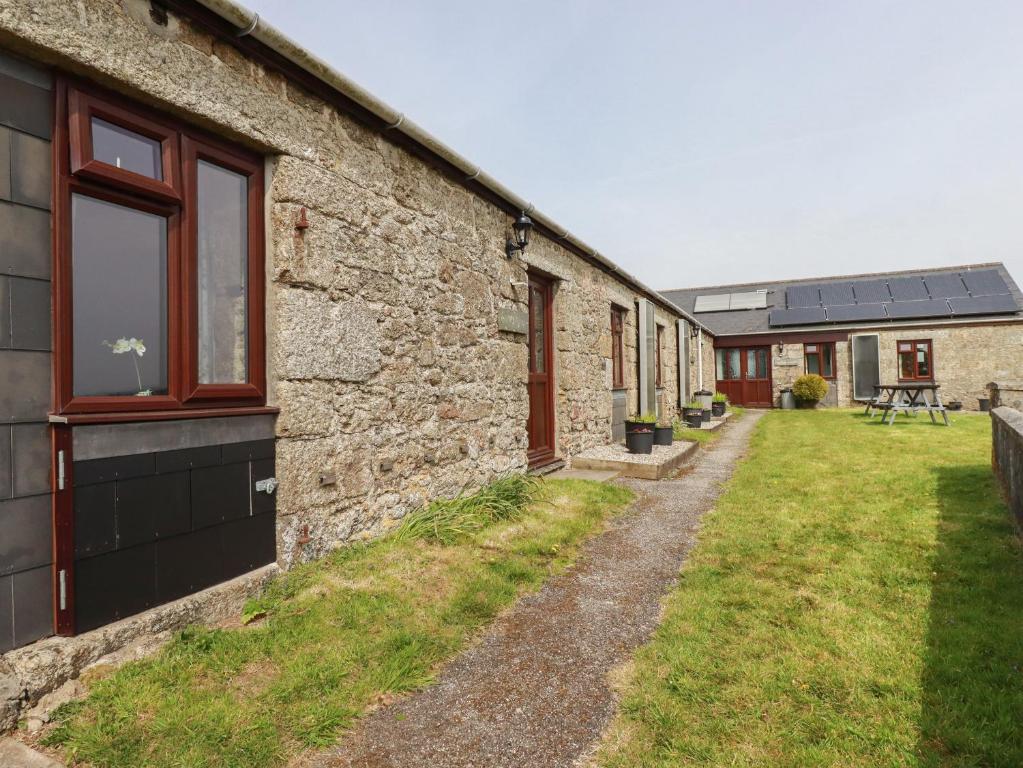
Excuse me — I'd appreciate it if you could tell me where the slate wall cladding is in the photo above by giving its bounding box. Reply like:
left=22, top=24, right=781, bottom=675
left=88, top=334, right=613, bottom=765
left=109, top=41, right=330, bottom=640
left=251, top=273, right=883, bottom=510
left=72, top=438, right=277, bottom=633
left=0, top=49, right=52, bottom=654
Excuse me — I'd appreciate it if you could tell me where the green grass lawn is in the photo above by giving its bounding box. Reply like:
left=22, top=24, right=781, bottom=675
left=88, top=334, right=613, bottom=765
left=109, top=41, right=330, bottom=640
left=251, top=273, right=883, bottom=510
left=44, top=477, right=633, bottom=768
left=600, top=409, right=1023, bottom=767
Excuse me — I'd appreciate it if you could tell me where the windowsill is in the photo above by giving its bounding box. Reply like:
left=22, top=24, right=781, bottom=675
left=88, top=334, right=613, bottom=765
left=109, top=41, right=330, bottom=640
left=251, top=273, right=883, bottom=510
left=49, top=404, right=279, bottom=425
left=611, top=387, right=628, bottom=392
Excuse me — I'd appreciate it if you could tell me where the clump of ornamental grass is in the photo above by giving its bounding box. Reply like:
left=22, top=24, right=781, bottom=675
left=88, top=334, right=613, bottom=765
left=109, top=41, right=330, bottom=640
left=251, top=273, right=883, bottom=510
left=393, top=474, right=543, bottom=544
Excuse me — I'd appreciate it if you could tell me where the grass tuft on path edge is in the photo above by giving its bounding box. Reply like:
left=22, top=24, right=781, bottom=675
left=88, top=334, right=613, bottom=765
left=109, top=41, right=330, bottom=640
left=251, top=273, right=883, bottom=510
left=44, top=477, right=632, bottom=768
left=598, top=409, right=1023, bottom=767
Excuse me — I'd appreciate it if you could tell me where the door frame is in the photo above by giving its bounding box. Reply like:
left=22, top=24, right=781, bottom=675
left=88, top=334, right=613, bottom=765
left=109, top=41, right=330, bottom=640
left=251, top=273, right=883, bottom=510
left=526, top=273, right=556, bottom=468
left=715, top=345, right=773, bottom=407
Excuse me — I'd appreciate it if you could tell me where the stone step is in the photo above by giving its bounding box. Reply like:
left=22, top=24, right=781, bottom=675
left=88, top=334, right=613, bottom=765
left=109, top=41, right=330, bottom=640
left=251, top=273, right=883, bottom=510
left=0, top=739, right=64, bottom=768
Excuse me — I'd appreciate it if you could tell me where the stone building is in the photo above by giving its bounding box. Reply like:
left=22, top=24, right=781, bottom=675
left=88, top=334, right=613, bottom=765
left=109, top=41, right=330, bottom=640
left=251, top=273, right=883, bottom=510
left=662, top=263, right=1023, bottom=409
left=0, top=0, right=715, bottom=663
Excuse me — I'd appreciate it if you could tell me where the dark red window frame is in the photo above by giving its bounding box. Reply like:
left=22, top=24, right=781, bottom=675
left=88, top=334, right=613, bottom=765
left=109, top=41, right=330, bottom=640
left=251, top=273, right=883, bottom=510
left=898, top=339, right=933, bottom=382
left=655, top=324, right=664, bottom=387
left=54, top=78, right=266, bottom=416
left=804, top=341, right=836, bottom=379
left=611, top=306, right=625, bottom=389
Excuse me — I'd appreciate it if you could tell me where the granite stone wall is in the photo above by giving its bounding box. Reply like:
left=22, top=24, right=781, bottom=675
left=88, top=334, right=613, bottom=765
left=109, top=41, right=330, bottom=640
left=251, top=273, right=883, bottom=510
left=0, top=0, right=691, bottom=573
left=991, top=406, right=1023, bottom=529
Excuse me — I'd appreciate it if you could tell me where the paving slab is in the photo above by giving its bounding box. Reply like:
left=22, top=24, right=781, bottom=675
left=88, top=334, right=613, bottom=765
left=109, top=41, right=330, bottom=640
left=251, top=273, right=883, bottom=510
left=303, top=412, right=762, bottom=768
left=0, top=739, right=64, bottom=768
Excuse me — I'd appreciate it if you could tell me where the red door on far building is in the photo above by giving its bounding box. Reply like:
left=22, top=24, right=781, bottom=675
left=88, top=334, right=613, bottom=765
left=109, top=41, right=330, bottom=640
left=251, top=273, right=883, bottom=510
left=715, top=346, right=773, bottom=407
left=526, top=274, right=556, bottom=467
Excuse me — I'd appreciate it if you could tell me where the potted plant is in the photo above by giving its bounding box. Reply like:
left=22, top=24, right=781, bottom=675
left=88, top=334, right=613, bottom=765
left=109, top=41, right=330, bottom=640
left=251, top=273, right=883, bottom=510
left=711, top=392, right=728, bottom=416
left=625, top=425, right=654, bottom=454
left=624, top=412, right=657, bottom=433
left=792, top=374, right=829, bottom=408
left=653, top=421, right=674, bottom=446
left=682, top=400, right=704, bottom=428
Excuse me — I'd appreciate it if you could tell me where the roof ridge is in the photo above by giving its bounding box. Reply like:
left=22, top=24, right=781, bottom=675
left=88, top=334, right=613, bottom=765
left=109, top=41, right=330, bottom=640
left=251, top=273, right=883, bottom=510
left=660, top=261, right=1007, bottom=294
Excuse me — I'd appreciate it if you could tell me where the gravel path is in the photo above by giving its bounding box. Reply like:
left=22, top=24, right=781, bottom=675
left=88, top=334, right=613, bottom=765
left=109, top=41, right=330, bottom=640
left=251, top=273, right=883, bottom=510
left=305, top=411, right=763, bottom=768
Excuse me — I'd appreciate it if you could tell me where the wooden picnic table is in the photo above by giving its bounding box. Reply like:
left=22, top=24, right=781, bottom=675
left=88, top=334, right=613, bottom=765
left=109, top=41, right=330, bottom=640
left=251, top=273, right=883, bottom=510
left=865, top=383, right=950, bottom=426
left=864, top=383, right=950, bottom=426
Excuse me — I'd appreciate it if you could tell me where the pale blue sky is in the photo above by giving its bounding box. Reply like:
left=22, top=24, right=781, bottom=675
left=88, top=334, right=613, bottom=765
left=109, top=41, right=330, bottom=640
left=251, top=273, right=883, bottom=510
left=245, top=1, right=1023, bottom=290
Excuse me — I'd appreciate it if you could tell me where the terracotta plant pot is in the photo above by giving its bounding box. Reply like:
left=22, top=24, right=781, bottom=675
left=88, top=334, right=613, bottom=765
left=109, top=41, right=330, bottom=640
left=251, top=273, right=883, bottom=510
left=653, top=425, right=673, bottom=446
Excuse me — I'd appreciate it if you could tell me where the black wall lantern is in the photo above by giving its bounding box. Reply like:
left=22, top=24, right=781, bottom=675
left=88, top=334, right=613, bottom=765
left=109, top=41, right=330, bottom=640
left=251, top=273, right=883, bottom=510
left=505, top=212, right=534, bottom=258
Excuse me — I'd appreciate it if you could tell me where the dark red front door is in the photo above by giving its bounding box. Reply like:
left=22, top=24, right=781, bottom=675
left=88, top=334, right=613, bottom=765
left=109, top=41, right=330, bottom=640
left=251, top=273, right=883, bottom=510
left=527, top=275, right=556, bottom=467
left=715, top=346, right=773, bottom=407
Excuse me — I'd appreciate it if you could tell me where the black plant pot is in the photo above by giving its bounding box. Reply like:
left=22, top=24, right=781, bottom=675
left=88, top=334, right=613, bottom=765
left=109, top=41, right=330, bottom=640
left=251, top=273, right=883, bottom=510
left=653, top=426, right=673, bottom=446
left=701, top=408, right=712, bottom=424
left=711, top=402, right=726, bottom=417
left=625, top=429, right=654, bottom=454
left=624, top=419, right=652, bottom=433
left=682, top=408, right=703, bottom=428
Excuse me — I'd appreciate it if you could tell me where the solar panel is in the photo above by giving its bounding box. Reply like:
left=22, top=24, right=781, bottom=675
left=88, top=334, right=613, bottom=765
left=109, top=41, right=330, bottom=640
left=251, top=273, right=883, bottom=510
left=786, top=285, right=822, bottom=308
left=962, top=268, right=1010, bottom=297
left=826, top=303, right=889, bottom=322
left=728, top=291, right=768, bottom=310
left=769, top=307, right=828, bottom=326
left=884, top=299, right=952, bottom=319
left=948, top=294, right=1019, bottom=316
left=852, top=279, right=891, bottom=304
left=819, top=282, right=856, bottom=306
left=887, top=276, right=930, bottom=301
left=693, top=294, right=731, bottom=312
left=923, top=273, right=969, bottom=299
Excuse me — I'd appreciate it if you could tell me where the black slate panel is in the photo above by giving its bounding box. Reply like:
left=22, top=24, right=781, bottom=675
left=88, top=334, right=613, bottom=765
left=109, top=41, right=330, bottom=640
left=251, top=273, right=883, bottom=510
left=0, top=127, right=10, bottom=202
left=74, top=452, right=156, bottom=486
left=116, top=471, right=190, bottom=547
left=0, top=574, right=12, bottom=652
left=785, top=284, right=822, bottom=308
left=10, top=131, right=50, bottom=210
left=0, top=350, right=50, bottom=421
left=12, top=563, right=51, bottom=647
left=11, top=422, right=49, bottom=497
left=0, top=201, right=50, bottom=279
left=0, top=73, right=52, bottom=139
left=155, top=527, right=223, bottom=603
left=74, top=482, right=116, bottom=559
left=0, top=424, right=10, bottom=499
left=220, top=512, right=276, bottom=580
left=191, top=462, right=250, bottom=529
left=154, top=445, right=221, bottom=474
left=0, top=275, right=8, bottom=348
left=0, top=494, right=51, bottom=575
left=75, top=543, right=156, bottom=632
left=9, top=276, right=51, bottom=351
left=221, top=439, right=275, bottom=465
left=250, top=458, right=276, bottom=515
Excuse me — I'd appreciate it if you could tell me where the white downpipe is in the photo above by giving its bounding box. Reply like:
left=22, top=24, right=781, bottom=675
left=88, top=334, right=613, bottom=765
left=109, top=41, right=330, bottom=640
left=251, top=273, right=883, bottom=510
left=697, top=331, right=704, bottom=391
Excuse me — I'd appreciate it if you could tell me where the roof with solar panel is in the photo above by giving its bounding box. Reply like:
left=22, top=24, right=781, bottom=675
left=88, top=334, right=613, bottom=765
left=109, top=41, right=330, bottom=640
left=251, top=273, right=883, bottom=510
left=659, top=262, right=1022, bottom=336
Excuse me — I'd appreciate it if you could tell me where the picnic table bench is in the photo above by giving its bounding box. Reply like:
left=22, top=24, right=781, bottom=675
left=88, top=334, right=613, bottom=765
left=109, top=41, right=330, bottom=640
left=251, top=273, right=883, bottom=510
left=864, top=383, right=950, bottom=426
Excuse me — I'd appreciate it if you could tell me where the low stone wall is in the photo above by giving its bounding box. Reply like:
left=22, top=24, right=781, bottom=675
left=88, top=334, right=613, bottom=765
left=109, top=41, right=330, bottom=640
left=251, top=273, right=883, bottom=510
left=989, top=382, right=1023, bottom=412
left=991, top=406, right=1023, bottom=529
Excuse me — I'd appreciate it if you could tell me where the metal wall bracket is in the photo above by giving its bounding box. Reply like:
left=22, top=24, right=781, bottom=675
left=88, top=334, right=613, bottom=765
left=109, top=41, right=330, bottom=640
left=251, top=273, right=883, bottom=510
left=255, top=477, right=278, bottom=495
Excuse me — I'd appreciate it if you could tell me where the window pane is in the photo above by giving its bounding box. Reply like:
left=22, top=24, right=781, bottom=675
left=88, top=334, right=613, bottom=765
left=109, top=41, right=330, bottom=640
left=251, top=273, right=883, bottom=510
left=72, top=194, right=167, bottom=397
left=806, top=353, right=820, bottom=375
left=719, top=349, right=740, bottom=380
left=530, top=286, right=545, bottom=373
left=197, top=160, right=248, bottom=383
left=917, top=346, right=930, bottom=378
left=899, top=351, right=915, bottom=379
left=822, top=344, right=834, bottom=377
left=747, top=349, right=767, bottom=379
left=91, top=118, right=162, bottom=180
